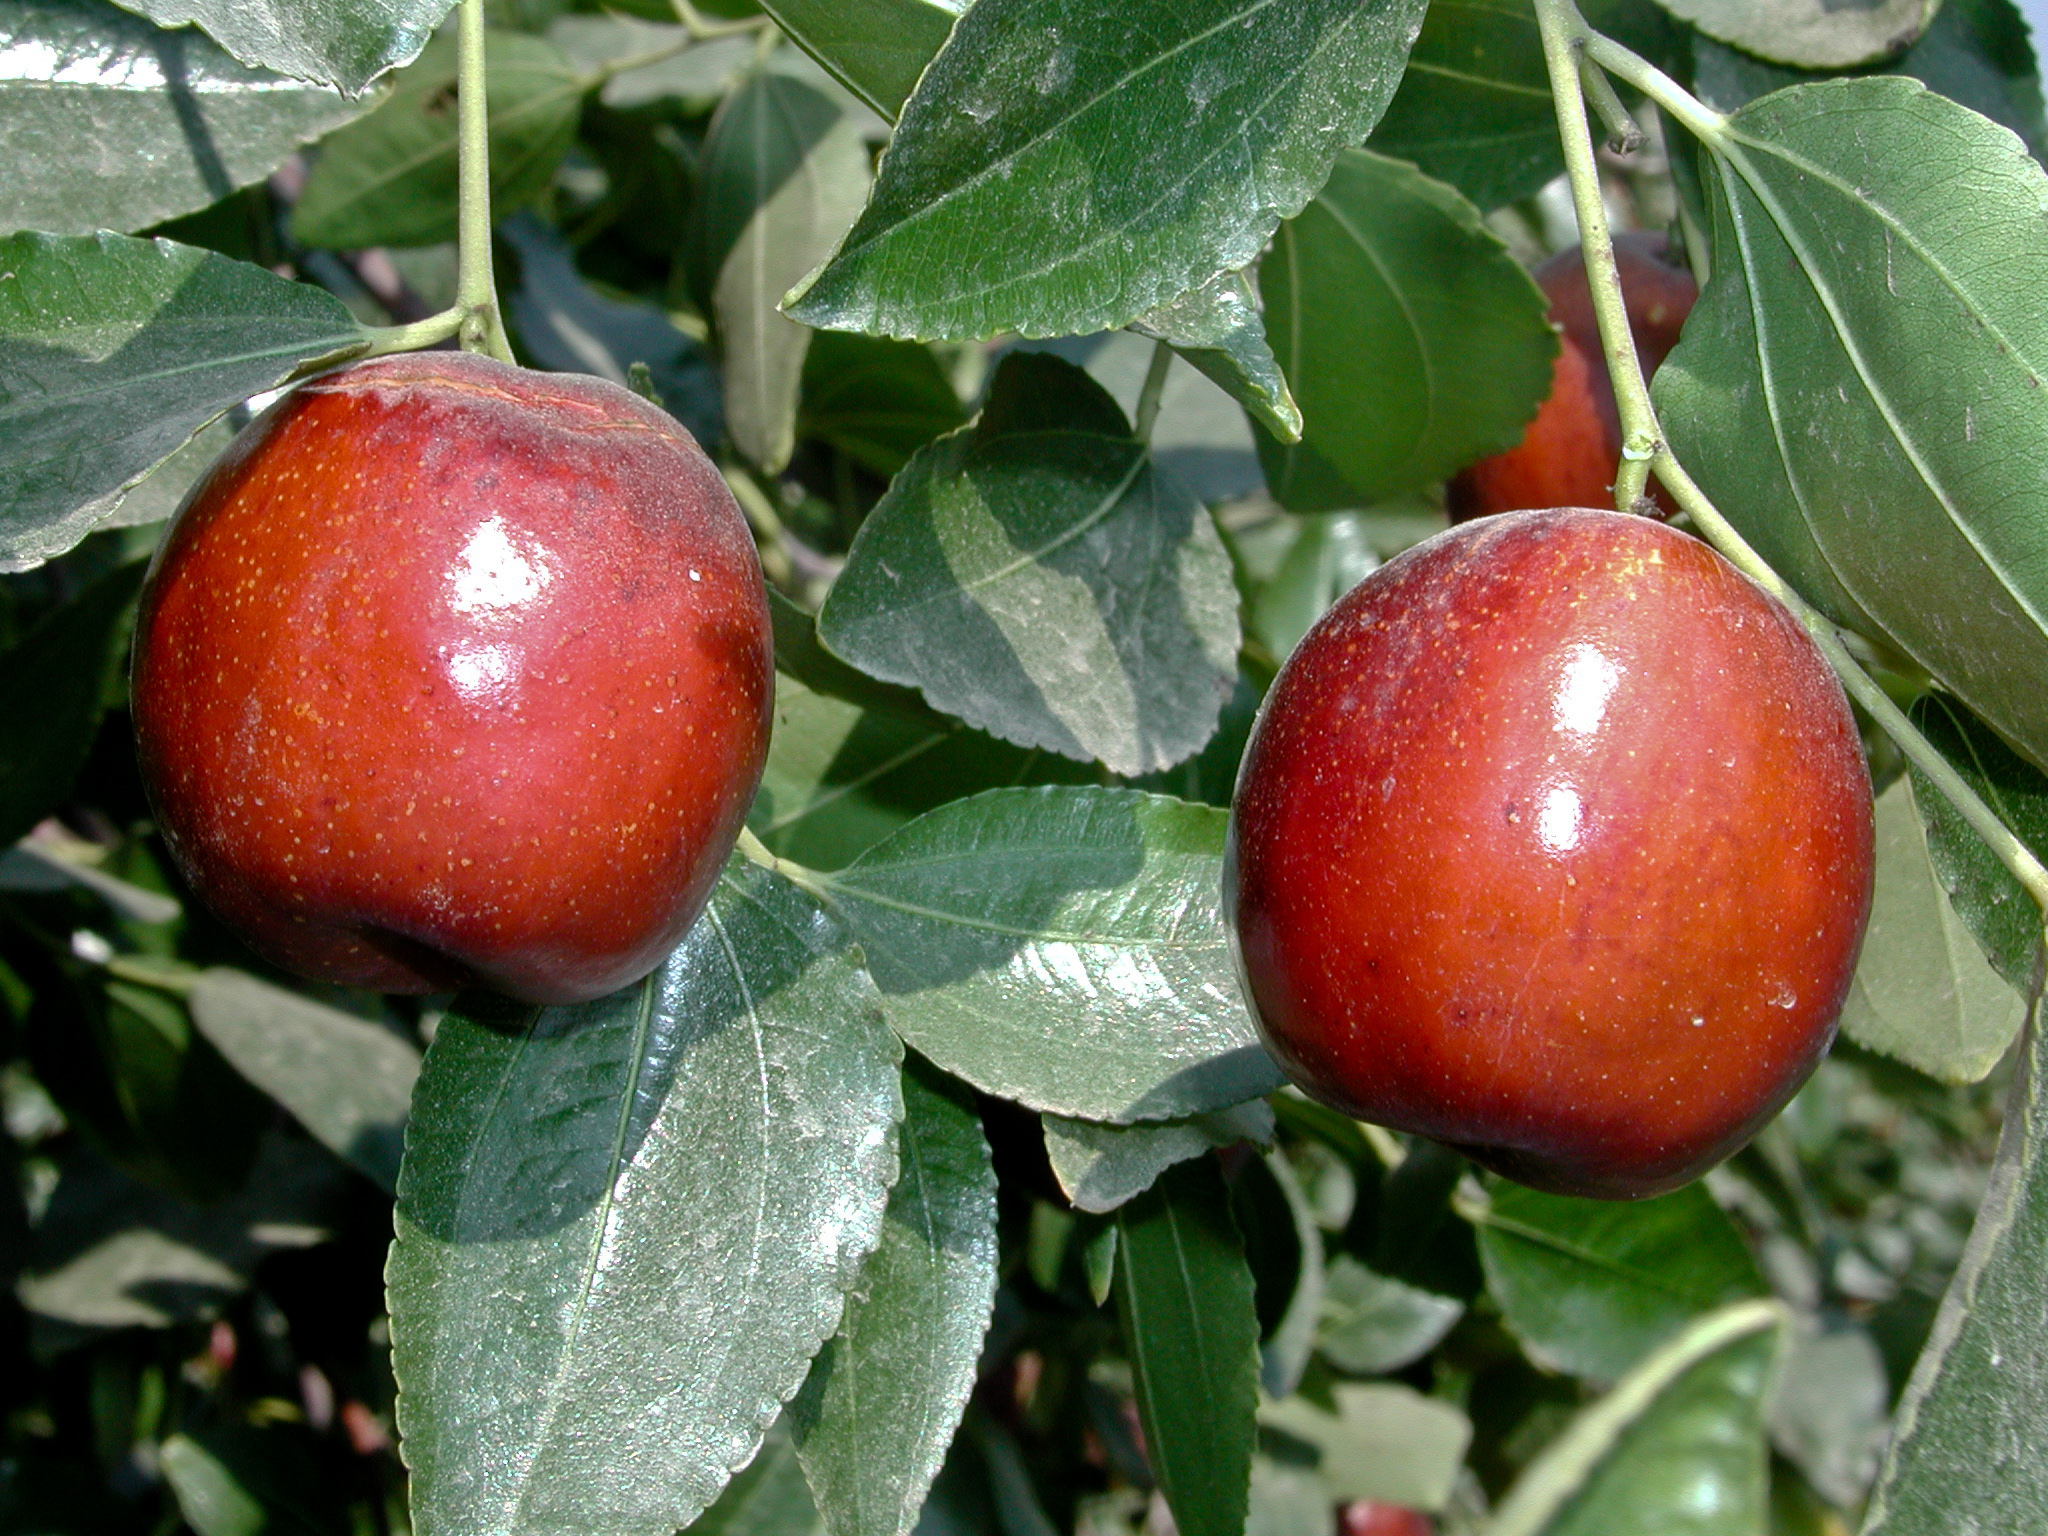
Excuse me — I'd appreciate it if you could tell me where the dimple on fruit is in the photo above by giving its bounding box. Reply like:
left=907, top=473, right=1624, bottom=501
left=1224, top=508, right=1874, bottom=1199
left=131, top=352, right=774, bottom=1006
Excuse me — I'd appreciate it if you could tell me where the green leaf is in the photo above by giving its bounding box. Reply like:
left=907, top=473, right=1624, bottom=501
left=1131, top=268, right=1302, bottom=442
left=1840, top=776, right=2028, bottom=1083
left=1483, top=1301, right=1788, bottom=1536
left=1654, top=0, right=1938, bottom=69
left=687, top=1422, right=821, bottom=1536
left=0, top=231, right=361, bottom=573
left=790, top=1060, right=997, bottom=1536
left=800, top=331, right=967, bottom=479
left=0, top=559, right=145, bottom=847
left=816, top=786, right=1284, bottom=1124
left=1863, top=988, right=2048, bottom=1533
left=1255, top=150, right=1555, bottom=507
left=1247, top=512, right=1386, bottom=663
left=1258, top=1383, right=1471, bottom=1509
left=388, top=862, right=903, bottom=1536
left=1768, top=1325, right=1888, bottom=1511
left=1473, top=1180, right=1766, bottom=1384
left=159, top=1434, right=266, bottom=1536
left=548, top=17, right=752, bottom=109
left=186, top=968, right=420, bottom=1193
left=1115, top=1158, right=1259, bottom=1536
left=816, top=352, right=1240, bottom=777
left=1688, top=0, right=2048, bottom=163
left=1655, top=78, right=2048, bottom=775
left=1314, top=1254, right=1463, bottom=1377
left=770, top=588, right=948, bottom=726
left=784, top=0, right=1430, bottom=341
left=1043, top=1101, right=1274, bottom=1215
left=291, top=29, right=583, bottom=249
left=698, top=73, right=871, bottom=473
left=0, top=0, right=378, bottom=234
left=757, top=0, right=961, bottom=121
left=109, top=0, right=452, bottom=93
left=1905, top=691, right=2048, bottom=994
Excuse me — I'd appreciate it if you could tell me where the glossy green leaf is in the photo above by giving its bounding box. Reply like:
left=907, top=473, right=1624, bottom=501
left=1131, top=268, right=1302, bottom=442
left=1484, top=1301, right=1787, bottom=1536
left=1256, top=150, right=1555, bottom=507
left=770, top=589, right=948, bottom=727
left=1473, top=1179, right=1766, bottom=1384
left=1841, top=776, right=2027, bottom=1083
left=758, top=0, right=961, bottom=121
left=791, top=1060, right=997, bottom=1536
left=186, top=968, right=420, bottom=1193
left=1656, top=78, right=2048, bottom=775
left=1655, top=0, right=1938, bottom=69
left=785, top=0, right=1430, bottom=341
left=1688, top=0, right=2048, bottom=163
left=816, top=352, right=1240, bottom=777
left=1258, top=1383, right=1471, bottom=1509
left=1115, top=1158, right=1259, bottom=1536
left=1864, top=987, right=2048, bottom=1534
left=816, top=787, right=1284, bottom=1124
left=687, top=1422, right=821, bottom=1536
left=1905, top=692, right=2048, bottom=993
left=291, top=30, right=583, bottom=249
left=800, top=331, right=967, bottom=478
left=0, top=559, right=145, bottom=847
left=547, top=17, right=752, bottom=109
left=109, top=0, right=451, bottom=93
left=0, top=1, right=377, bottom=234
left=388, top=862, right=903, bottom=1536
left=1315, top=1255, right=1463, bottom=1377
left=699, top=73, right=871, bottom=473
left=0, top=231, right=361, bottom=573
left=1043, top=1101, right=1273, bottom=1215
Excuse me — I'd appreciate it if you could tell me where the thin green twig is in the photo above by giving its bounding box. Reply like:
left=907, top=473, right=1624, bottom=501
left=455, top=0, right=513, bottom=363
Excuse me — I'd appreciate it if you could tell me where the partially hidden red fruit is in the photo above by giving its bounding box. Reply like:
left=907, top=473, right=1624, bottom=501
left=1224, top=509, right=1873, bottom=1199
left=132, top=352, right=773, bottom=1005
left=1342, top=1502, right=1434, bottom=1536
left=1449, top=233, right=1698, bottom=522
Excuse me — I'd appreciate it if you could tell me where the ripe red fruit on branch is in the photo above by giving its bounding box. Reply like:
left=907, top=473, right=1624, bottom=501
left=1224, top=509, right=1873, bottom=1199
left=132, top=352, right=773, bottom=1005
left=1449, top=233, right=1697, bottom=521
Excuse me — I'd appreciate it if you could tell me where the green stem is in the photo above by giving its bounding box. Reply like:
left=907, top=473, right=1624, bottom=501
left=1133, top=338, right=1173, bottom=442
left=455, top=0, right=513, bottom=363
left=104, top=954, right=198, bottom=994
left=1578, top=53, right=1642, bottom=153
left=359, top=307, right=467, bottom=357
left=720, top=462, right=797, bottom=590
left=1540, top=0, right=2048, bottom=918
left=734, top=826, right=833, bottom=904
left=672, top=0, right=775, bottom=38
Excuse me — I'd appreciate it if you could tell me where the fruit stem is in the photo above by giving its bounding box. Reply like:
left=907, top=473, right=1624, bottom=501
left=1133, top=338, right=1173, bottom=442
left=1577, top=54, right=1643, bottom=154
left=358, top=307, right=468, bottom=357
left=454, top=0, right=514, bottom=364
left=1539, top=0, right=2048, bottom=919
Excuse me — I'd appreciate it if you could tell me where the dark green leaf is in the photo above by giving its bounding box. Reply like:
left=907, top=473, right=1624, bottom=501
left=1906, top=691, right=2048, bottom=995
left=186, top=967, right=420, bottom=1193
left=1688, top=0, right=2048, bottom=163
left=1256, top=150, right=1555, bottom=507
left=791, top=1060, right=997, bottom=1536
left=159, top=1434, right=266, bottom=1536
left=817, top=787, right=1284, bottom=1123
left=1768, top=1325, right=1888, bottom=1511
left=1315, top=1255, right=1463, bottom=1377
left=1043, top=1101, right=1273, bottom=1215
left=388, top=862, right=903, bottom=1536
left=1840, top=776, right=2027, bottom=1083
left=1474, top=1179, right=1766, bottom=1384
left=110, top=0, right=453, bottom=93
left=770, top=588, right=949, bottom=727
left=800, top=331, right=967, bottom=479
left=1131, top=268, right=1301, bottom=442
left=548, top=16, right=751, bottom=109
left=1484, top=1301, right=1788, bottom=1536
left=1257, top=1383, right=1470, bottom=1507
left=785, top=0, right=1430, bottom=341
left=1655, top=0, right=1938, bottom=69
left=0, top=231, right=361, bottom=572
left=1863, top=984, right=2048, bottom=1533
left=0, top=0, right=377, bottom=234
left=757, top=0, right=960, bottom=121
left=1115, top=1158, right=1258, bottom=1536
left=687, top=1422, right=821, bottom=1536
left=0, top=558, right=145, bottom=847
left=291, top=30, right=583, bottom=249
left=697, top=73, right=871, bottom=473
left=816, top=352, right=1240, bottom=776
left=1656, top=78, right=2048, bottom=774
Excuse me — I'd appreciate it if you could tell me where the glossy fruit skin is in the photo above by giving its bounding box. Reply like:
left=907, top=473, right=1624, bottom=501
left=132, top=352, right=773, bottom=1005
left=1449, top=233, right=1697, bottom=522
left=1224, top=509, right=1873, bottom=1199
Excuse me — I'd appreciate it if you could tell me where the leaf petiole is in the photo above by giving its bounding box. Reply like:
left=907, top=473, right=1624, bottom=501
left=454, top=0, right=514, bottom=363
